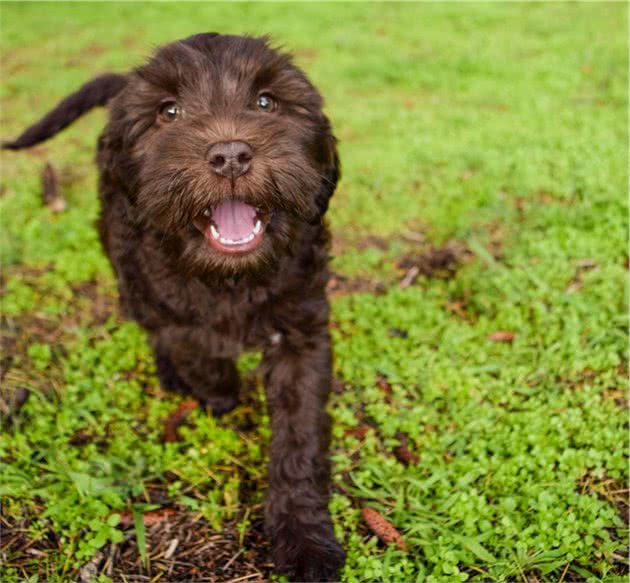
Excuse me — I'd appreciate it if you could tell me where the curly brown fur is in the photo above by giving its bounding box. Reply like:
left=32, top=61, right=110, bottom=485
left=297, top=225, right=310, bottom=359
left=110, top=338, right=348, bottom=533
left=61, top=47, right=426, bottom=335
left=5, top=33, right=344, bottom=581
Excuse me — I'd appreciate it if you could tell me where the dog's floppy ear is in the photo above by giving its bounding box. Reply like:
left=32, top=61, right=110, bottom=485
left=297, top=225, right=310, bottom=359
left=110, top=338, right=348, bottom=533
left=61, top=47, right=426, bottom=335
left=314, top=131, right=340, bottom=217
left=3, top=73, right=127, bottom=150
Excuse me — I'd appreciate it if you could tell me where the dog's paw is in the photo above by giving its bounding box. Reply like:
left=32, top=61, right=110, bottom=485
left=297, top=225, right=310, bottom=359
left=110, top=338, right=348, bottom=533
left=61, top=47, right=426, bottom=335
left=272, top=526, right=345, bottom=582
left=205, top=393, right=239, bottom=417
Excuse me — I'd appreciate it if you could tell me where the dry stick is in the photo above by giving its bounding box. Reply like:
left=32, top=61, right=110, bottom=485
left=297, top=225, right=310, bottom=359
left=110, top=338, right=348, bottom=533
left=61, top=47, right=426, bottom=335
left=41, top=162, right=66, bottom=213
left=400, top=266, right=420, bottom=288
left=163, top=538, right=180, bottom=560
left=163, top=399, right=199, bottom=442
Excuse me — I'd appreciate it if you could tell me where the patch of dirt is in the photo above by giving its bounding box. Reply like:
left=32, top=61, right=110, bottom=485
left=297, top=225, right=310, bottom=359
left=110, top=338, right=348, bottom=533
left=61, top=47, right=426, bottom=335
left=0, top=312, right=55, bottom=419
left=26, top=145, right=50, bottom=158
left=445, top=299, right=476, bottom=323
left=65, top=43, right=106, bottom=66
left=330, top=231, right=389, bottom=256
left=329, top=238, right=476, bottom=296
left=356, top=235, right=389, bottom=251
left=111, top=512, right=273, bottom=582
left=1, top=272, right=118, bottom=421
left=566, top=258, right=599, bottom=293
left=75, top=280, right=119, bottom=324
left=578, top=470, right=629, bottom=576
left=579, top=470, right=629, bottom=528
left=557, top=367, right=628, bottom=409
left=397, top=240, right=472, bottom=286
left=0, top=318, right=18, bottom=382
left=1, top=510, right=274, bottom=583
left=0, top=513, right=63, bottom=580
left=293, top=47, right=318, bottom=63
left=602, top=364, right=628, bottom=409
left=327, top=272, right=387, bottom=297
left=0, top=386, right=30, bottom=423
left=41, top=162, right=66, bottom=213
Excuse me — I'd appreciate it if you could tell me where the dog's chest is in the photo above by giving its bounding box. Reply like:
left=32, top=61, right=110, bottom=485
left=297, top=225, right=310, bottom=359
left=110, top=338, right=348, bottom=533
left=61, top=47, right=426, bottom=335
left=154, top=271, right=283, bottom=353
left=205, top=284, right=278, bottom=346
left=113, top=223, right=327, bottom=357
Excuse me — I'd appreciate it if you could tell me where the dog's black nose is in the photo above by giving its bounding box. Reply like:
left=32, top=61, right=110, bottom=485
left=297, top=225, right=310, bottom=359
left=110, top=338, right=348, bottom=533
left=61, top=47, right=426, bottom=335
left=208, top=141, right=253, bottom=179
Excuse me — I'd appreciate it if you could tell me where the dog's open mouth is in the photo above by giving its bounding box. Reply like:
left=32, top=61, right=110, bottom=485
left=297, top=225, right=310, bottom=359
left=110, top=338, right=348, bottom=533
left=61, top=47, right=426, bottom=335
left=194, top=199, right=268, bottom=254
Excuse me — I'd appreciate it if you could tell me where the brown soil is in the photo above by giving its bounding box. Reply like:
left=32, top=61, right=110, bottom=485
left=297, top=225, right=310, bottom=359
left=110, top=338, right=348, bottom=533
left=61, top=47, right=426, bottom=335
left=1, top=511, right=274, bottom=583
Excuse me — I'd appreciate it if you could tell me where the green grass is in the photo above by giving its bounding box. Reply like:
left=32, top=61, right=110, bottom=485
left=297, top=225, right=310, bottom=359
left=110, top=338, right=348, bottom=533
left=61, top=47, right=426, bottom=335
left=1, top=2, right=628, bottom=582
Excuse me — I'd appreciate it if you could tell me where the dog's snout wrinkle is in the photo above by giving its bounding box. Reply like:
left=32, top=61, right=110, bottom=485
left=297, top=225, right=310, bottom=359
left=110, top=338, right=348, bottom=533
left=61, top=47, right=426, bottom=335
left=208, top=140, right=253, bottom=179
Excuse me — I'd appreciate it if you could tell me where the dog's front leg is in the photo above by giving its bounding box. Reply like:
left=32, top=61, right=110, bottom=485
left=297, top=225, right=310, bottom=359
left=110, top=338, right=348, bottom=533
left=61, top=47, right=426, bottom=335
left=262, top=325, right=345, bottom=582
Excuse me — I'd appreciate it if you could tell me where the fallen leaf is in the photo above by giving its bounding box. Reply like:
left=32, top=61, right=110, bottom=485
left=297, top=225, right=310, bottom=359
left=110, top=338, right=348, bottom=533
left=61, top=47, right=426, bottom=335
left=344, top=426, right=369, bottom=439
left=393, top=444, right=419, bottom=466
left=163, top=399, right=199, bottom=443
left=566, top=278, right=582, bottom=293
left=393, top=433, right=420, bottom=466
left=332, top=377, right=345, bottom=394
left=69, top=429, right=92, bottom=446
left=489, top=331, right=515, bottom=342
left=361, top=507, right=407, bottom=550
left=118, top=507, right=178, bottom=528
left=446, top=301, right=468, bottom=319
left=376, top=374, right=392, bottom=395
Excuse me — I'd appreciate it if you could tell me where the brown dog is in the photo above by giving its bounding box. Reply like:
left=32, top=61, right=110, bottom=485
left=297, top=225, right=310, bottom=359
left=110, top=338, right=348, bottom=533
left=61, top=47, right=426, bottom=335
left=5, top=33, right=344, bottom=581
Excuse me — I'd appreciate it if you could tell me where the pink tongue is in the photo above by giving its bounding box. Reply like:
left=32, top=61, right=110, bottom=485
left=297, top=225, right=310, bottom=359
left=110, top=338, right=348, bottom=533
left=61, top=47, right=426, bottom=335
left=212, top=200, right=257, bottom=239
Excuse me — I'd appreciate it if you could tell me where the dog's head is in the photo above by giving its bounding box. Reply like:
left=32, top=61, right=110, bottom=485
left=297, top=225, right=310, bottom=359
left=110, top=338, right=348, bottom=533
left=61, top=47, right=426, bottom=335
left=99, top=33, right=339, bottom=275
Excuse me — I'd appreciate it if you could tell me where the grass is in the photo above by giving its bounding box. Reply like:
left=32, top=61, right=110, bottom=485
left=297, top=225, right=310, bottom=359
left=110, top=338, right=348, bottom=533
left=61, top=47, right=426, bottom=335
left=1, top=2, right=628, bottom=582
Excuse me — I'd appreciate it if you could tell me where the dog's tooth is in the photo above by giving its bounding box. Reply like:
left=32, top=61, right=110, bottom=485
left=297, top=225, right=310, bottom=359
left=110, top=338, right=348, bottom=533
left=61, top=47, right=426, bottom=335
left=253, top=220, right=262, bottom=234
left=203, top=208, right=211, bottom=218
left=216, top=231, right=259, bottom=246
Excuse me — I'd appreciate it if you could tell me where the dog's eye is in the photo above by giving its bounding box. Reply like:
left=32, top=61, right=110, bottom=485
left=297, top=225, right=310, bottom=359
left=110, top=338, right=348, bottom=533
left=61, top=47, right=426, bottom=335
left=159, top=101, right=180, bottom=122
left=256, top=93, right=276, bottom=112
